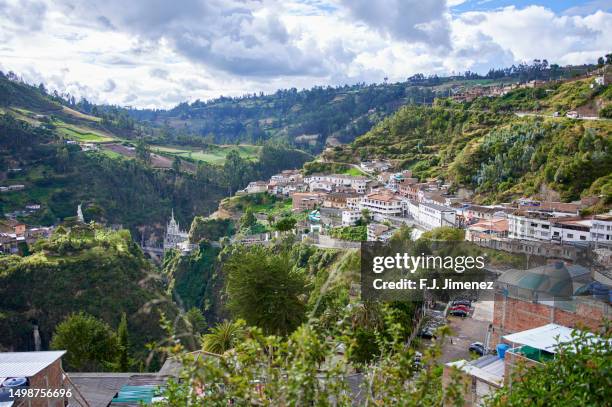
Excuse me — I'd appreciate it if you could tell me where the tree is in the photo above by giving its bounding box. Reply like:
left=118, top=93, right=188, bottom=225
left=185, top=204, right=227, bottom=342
left=135, top=138, right=151, bottom=165
left=274, top=216, right=296, bottom=232
left=597, top=56, right=605, bottom=66
left=487, top=327, right=611, bottom=406
left=239, top=208, right=256, bottom=230
left=50, top=313, right=119, bottom=372
left=225, top=246, right=307, bottom=335
left=201, top=319, right=245, bottom=354
left=360, top=208, right=371, bottom=225
left=117, top=313, right=129, bottom=371
left=172, top=156, right=181, bottom=173
left=185, top=307, right=207, bottom=335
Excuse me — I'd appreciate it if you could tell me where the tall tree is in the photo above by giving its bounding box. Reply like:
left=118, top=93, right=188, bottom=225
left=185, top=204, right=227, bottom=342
left=117, top=313, right=129, bottom=371
left=50, top=313, right=119, bottom=372
left=225, top=246, right=307, bottom=335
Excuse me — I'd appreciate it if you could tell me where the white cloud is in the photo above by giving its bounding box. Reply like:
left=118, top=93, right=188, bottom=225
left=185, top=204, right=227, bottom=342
left=0, top=0, right=609, bottom=108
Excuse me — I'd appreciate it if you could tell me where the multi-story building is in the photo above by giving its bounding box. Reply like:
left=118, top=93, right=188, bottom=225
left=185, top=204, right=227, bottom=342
left=292, top=192, right=324, bottom=211
left=322, top=192, right=359, bottom=209
left=342, top=210, right=361, bottom=226
left=508, top=211, right=556, bottom=241
left=367, top=223, right=393, bottom=242
left=304, top=174, right=368, bottom=194
left=359, top=192, right=404, bottom=217
left=417, top=201, right=456, bottom=230
left=591, top=214, right=612, bottom=243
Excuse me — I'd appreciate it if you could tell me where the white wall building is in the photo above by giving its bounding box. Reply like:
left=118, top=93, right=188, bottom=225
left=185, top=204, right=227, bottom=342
left=591, top=215, right=612, bottom=243
left=342, top=210, right=361, bottom=226
left=508, top=212, right=554, bottom=241
left=305, top=174, right=368, bottom=194
left=359, top=192, right=404, bottom=217
left=417, top=202, right=456, bottom=230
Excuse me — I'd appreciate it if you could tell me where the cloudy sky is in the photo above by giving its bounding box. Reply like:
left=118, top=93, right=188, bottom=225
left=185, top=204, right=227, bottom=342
left=1, top=0, right=610, bottom=108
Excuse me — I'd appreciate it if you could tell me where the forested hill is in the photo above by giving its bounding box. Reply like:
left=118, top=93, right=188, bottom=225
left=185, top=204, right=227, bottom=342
left=115, top=61, right=599, bottom=151
left=325, top=76, right=612, bottom=207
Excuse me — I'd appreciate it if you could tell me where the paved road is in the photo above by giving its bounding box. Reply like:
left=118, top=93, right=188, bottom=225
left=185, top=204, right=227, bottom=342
left=438, top=301, right=493, bottom=364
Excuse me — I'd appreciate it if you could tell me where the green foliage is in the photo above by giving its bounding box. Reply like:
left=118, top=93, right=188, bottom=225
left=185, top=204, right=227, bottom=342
left=188, top=216, right=234, bottom=242
left=117, top=312, right=130, bottom=371
left=330, top=97, right=612, bottom=206
left=0, top=224, right=175, bottom=366
left=487, top=327, right=612, bottom=406
left=274, top=216, right=297, bottom=232
left=184, top=307, right=207, bottom=335
left=420, top=226, right=465, bottom=241
left=163, top=242, right=221, bottom=318
left=239, top=208, right=257, bottom=230
left=50, top=312, right=119, bottom=372
left=329, top=225, right=367, bottom=241
left=224, top=245, right=307, bottom=335
left=201, top=319, right=246, bottom=354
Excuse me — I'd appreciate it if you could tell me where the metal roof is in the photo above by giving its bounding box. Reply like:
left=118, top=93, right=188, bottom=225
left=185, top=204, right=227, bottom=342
left=502, top=324, right=574, bottom=353
left=0, top=351, right=66, bottom=377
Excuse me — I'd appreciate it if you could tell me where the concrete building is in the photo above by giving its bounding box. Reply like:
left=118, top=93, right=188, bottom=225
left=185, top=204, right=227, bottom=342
left=417, top=202, right=456, bottom=230
left=244, top=181, right=268, bottom=194
left=359, top=192, right=404, bottom=217
left=508, top=211, right=555, bottom=241
left=342, top=210, right=361, bottom=226
left=367, top=223, right=394, bottom=242
left=292, top=192, right=324, bottom=211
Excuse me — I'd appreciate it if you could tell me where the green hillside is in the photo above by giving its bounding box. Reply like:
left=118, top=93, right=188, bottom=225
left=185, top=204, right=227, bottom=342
left=325, top=81, right=612, bottom=206
left=0, top=224, right=178, bottom=367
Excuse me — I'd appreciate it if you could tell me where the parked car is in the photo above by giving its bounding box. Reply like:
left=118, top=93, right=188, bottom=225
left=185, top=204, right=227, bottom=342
left=452, top=300, right=471, bottom=307
left=449, top=309, right=468, bottom=317
left=419, top=327, right=437, bottom=339
left=450, top=305, right=470, bottom=312
left=469, top=342, right=486, bottom=356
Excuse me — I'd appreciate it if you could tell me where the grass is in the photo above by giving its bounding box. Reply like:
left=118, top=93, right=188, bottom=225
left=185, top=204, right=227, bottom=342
left=341, top=166, right=367, bottom=176
left=153, top=144, right=261, bottom=165
left=55, top=122, right=116, bottom=143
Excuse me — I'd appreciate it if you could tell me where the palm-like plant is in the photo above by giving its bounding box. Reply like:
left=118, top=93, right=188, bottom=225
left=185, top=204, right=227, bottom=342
left=201, top=319, right=245, bottom=354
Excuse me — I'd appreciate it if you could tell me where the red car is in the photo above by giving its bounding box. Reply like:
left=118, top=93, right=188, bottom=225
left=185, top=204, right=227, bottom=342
left=450, top=305, right=470, bottom=312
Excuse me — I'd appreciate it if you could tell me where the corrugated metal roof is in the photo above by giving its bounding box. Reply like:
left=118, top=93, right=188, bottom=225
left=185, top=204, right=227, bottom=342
left=502, top=324, right=574, bottom=353
left=0, top=351, right=65, bottom=377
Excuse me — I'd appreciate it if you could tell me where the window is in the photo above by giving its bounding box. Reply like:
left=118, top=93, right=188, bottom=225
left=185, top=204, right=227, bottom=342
left=580, top=236, right=586, bottom=240
left=567, top=233, right=574, bottom=239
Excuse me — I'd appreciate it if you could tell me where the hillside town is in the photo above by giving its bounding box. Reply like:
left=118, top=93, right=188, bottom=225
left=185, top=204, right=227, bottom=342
left=231, top=164, right=612, bottom=252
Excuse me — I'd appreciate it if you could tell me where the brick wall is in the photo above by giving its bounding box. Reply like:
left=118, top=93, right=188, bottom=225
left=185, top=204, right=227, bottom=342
left=490, top=292, right=608, bottom=345
left=27, top=359, right=65, bottom=407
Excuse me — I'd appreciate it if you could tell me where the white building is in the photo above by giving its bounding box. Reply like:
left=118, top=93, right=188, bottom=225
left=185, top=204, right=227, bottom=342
left=244, top=181, right=268, bottom=194
left=417, top=202, right=456, bottom=230
left=342, top=210, right=361, bottom=226
left=367, top=223, right=394, bottom=242
left=305, top=174, right=368, bottom=194
left=508, top=211, right=554, bottom=241
left=163, top=210, right=190, bottom=252
left=591, top=214, right=612, bottom=243
left=551, top=218, right=591, bottom=242
left=359, top=192, right=404, bottom=217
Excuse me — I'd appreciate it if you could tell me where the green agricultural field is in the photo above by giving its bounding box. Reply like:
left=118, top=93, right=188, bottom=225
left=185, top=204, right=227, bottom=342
left=153, top=144, right=261, bottom=165
left=55, top=123, right=116, bottom=143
